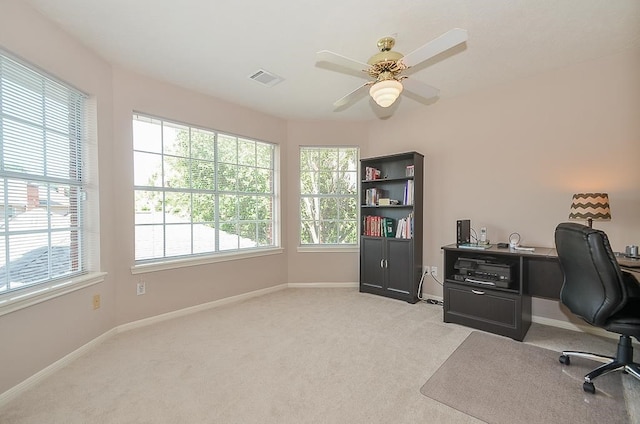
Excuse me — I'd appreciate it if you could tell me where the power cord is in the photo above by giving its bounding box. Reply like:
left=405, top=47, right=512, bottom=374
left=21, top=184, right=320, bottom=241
left=426, top=272, right=444, bottom=306
left=417, top=268, right=428, bottom=301
left=418, top=267, right=444, bottom=306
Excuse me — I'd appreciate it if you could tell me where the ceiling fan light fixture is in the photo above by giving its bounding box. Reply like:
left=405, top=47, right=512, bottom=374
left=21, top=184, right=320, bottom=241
left=317, top=28, right=467, bottom=112
left=369, top=79, right=403, bottom=107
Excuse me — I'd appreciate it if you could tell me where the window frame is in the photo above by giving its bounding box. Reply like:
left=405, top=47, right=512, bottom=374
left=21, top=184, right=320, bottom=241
left=0, top=49, right=103, bottom=315
left=132, top=113, right=281, bottom=271
left=298, top=146, right=359, bottom=251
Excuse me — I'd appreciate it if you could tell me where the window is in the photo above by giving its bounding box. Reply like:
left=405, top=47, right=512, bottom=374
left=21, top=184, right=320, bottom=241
left=299, top=146, right=358, bottom=245
left=133, top=114, right=277, bottom=263
left=0, top=51, right=90, bottom=297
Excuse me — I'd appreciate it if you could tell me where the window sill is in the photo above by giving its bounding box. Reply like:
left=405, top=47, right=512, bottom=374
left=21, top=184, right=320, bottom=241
left=0, top=272, right=108, bottom=317
left=297, top=246, right=359, bottom=253
left=131, top=247, right=285, bottom=275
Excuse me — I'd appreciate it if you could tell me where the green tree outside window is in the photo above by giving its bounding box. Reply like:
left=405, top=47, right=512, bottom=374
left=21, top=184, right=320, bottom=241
left=300, top=147, right=358, bottom=245
left=133, top=114, right=276, bottom=262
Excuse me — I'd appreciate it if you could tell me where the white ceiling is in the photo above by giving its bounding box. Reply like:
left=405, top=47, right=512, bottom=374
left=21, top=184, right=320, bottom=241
left=25, top=0, right=640, bottom=121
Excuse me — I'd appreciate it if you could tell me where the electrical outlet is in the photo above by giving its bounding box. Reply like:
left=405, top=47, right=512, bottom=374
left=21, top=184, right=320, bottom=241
left=136, top=282, right=146, bottom=296
left=430, top=266, right=438, bottom=277
left=92, top=294, right=101, bottom=309
left=423, top=266, right=430, bottom=275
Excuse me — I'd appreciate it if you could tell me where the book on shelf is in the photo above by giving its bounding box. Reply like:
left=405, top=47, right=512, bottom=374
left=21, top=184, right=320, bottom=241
left=383, top=217, right=395, bottom=237
left=363, top=215, right=376, bottom=237
left=364, top=188, right=383, bottom=206
left=406, top=165, right=414, bottom=177
left=364, top=166, right=381, bottom=181
left=395, top=219, right=404, bottom=238
left=403, top=180, right=414, bottom=206
left=362, top=215, right=396, bottom=237
left=394, top=213, right=414, bottom=239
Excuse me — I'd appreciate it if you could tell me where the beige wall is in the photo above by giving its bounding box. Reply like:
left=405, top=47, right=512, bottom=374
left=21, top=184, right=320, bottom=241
left=368, top=48, right=640, bottom=320
left=0, top=0, right=117, bottom=393
left=111, top=67, right=289, bottom=325
left=285, top=121, right=368, bottom=284
left=0, top=0, right=291, bottom=394
left=2, top=0, right=639, bottom=397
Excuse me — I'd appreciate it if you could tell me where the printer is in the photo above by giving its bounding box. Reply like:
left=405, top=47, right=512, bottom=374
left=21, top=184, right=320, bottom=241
left=453, top=257, right=514, bottom=288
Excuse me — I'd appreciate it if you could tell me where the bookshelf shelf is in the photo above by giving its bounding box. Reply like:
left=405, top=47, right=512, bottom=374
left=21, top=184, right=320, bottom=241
left=359, top=152, right=424, bottom=303
left=360, top=205, right=414, bottom=209
left=361, top=176, right=413, bottom=183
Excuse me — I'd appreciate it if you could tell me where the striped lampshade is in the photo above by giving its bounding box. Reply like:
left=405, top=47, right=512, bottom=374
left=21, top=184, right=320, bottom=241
left=568, top=193, right=611, bottom=227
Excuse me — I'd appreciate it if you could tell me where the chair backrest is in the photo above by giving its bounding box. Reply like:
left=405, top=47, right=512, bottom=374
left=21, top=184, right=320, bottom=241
left=554, top=222, right=626, bottom=326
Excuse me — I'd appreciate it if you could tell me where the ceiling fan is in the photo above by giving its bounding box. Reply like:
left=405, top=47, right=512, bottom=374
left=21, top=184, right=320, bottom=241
left=316, top=28, right=468, bottom=109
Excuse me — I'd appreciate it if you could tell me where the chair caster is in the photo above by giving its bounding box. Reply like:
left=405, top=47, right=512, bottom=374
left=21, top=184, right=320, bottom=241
left=583, top=381, right=596, bottom=394
left=559, top=354, right=570, bottom=365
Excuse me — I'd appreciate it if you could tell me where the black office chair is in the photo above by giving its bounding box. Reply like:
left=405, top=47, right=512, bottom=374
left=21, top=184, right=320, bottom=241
left=554, top=222, right=640, bottom=393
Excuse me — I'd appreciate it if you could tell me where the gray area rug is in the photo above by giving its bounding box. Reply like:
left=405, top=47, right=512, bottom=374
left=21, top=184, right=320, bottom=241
left=420, top=331, right=630, bottom=424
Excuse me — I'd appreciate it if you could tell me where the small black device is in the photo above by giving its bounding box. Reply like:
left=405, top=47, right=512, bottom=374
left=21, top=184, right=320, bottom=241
left=456, top=219, right=471, bottom=247
left=497, top=242, right=509, bottom=248
left=453, top=257, right=514, bottom=288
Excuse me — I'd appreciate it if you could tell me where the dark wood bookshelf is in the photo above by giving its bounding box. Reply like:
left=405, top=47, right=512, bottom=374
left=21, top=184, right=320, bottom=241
left=359, top=152, right=424, bottom=303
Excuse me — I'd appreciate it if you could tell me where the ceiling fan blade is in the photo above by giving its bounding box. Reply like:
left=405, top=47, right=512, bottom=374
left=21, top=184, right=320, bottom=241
left=316, top=50, right=370, bottom=74
left=399, top=28, right=468, bottom=68
left=333, top=83, right=369, bottom=109
left=402, top=78, right=440, bottom=100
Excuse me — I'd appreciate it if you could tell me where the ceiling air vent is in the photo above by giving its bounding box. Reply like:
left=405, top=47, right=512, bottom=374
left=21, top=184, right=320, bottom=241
left=248, top=69, right=284, bottom=87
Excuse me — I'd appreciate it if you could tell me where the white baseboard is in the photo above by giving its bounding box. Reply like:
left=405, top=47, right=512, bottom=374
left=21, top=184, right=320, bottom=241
left=421, top=293, right=443, bottom=302
left=422, top=294, right=618, bottom=341
left=531, top=315, right=618, bottom=340
left=117, top=283, right=289, bottom=333
left=287, top=282, right=358, bottom=288
left=0, top=328, right=117, bottom=407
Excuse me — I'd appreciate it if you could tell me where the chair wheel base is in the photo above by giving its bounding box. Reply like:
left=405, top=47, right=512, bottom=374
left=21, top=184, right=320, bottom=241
left=583, top=381, right=596, bottom=394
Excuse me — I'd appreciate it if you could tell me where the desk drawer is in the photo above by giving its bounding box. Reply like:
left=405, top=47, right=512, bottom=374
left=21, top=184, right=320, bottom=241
left=444, top=281, right=528, bottom=340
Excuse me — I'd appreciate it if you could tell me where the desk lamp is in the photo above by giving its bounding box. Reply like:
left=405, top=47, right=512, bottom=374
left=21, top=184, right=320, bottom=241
left=568, top=193, right=611, bottom=228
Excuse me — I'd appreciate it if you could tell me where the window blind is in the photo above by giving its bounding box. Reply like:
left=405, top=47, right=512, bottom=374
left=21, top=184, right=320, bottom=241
left=0, top=51, right=88, bottom=295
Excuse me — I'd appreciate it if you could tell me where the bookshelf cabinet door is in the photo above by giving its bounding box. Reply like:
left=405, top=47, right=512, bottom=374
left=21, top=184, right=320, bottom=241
left=361, top=237, right=385, bottom=289
left=386, top=239, right=413, bottom=295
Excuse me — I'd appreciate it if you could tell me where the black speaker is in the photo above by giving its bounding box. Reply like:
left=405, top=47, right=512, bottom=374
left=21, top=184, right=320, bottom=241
left=456, top=219, right=471, bottom=246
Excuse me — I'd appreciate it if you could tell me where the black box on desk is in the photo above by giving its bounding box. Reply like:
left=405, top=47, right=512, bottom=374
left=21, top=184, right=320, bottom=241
left=456, top=219, right=471, bottom=246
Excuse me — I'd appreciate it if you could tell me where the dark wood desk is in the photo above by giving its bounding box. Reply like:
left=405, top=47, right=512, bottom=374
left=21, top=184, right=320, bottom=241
left=441, top=244, right=640, bottom=341
left=441, top=244, right=562, bottom=341
left=478, top=248, right=639, bottom=298
left=443, top=244, right=564, bottom=298
left=616, top=253, right=640, bottom=271
left=616, top=254, right=640, bottom=296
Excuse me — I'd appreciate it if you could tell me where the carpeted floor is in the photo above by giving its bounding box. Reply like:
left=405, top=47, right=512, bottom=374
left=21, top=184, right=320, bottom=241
left=0, top=288, right=638, bottom=423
